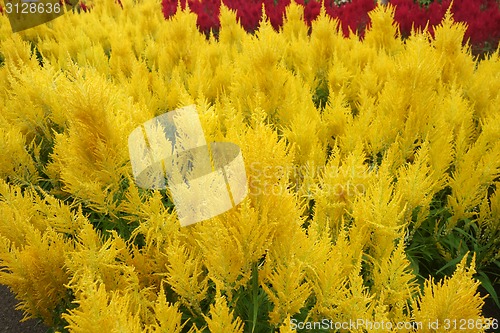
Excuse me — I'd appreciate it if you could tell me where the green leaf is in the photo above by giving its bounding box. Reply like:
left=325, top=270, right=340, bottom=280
left=436, top=255, right=465, bottom=276
left=476, top=271, right=500, bottom=310
left=251, top=263, right=258, bottom=333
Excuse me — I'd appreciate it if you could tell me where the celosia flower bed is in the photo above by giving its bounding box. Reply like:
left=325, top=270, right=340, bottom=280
left=0, top=0, right=499, bottom=332
left=160, top=0, right=500, bottom=55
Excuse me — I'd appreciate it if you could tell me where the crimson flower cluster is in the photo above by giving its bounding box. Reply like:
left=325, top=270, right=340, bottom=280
left=162, top=0, right=292, bottom=33
left=162, top=0, right=499, bottom=54
left=162, top=0, right=377, bottom=35
left=323, top=0, right=375, bottom=37
left=392, top=0, right=500, bottom=52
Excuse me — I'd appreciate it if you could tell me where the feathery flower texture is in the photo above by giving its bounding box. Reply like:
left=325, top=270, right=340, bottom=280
left=0, top=0, right=499, bottom=332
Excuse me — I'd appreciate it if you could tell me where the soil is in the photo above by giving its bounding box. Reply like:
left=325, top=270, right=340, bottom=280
left=0, top=284, right=48, bottom=333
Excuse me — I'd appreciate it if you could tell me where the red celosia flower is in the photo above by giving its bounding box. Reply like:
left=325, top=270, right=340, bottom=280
left=264, top=0, right=290, bottom=30
left=158, top=0, right=499, bottom=54
left=79, top=2, right=90, bottom=12
left=304, top=0, right=321, bottom=26
left=390, top=0, right=499, bottom=54
left=453, top=0, right=500, bottom=49
left=391, top=0, right=412, bottom=38
left=325, top=0, right=375, bottom=38
left=190, top=0, right=221, bottom=34
left=162, top=0, right=188, bottom=18
left=222, top=0, right=263, bottom=32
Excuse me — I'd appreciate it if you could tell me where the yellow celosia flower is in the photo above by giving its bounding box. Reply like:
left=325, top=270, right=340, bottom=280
left=364, top=4, right=402, bottom=54
left=370, top=240, right=419, bottom=322
left=262, top=258, right=312, bottom=325
left=164, top=240, right=208, bottom=312
left=414, top=254, right=488, bottom=332
left=202, top=295, right=244, bottom=333
left=0, top=0, right=498, bottom=330
left=313, top=144, right=373, bottom=233
left=0, top=227, right=73, bottom=326
left=63, top=276, right=143, bottom=333
left=146, top=287, right=192, bottom=333
left=395, top=142, right=446, bottom=229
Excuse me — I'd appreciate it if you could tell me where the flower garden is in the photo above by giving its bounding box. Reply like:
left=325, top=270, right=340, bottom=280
left=0, top=0, right=499, bottom=332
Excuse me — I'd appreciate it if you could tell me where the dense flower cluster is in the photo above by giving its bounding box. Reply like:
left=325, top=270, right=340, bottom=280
left=161, top=0, right=375, bottom=33
left=0, top=0, right=499, bottom=331
left=323, top=0, right=375, bottom=36
left=161, top=0, right=500, bottom=54
left=1, top=0, right=496, bottom=53
left=392, top=0, right=500, bottom=53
